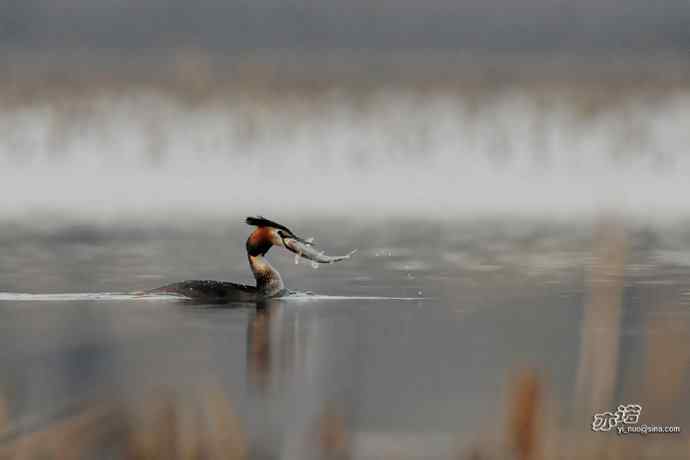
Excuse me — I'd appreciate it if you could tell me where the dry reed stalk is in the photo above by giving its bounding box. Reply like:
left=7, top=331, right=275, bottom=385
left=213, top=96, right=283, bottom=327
left=642, top=311, right=690, bottom=422
left=506, top=369, right=542, bottom=460
left=316, top=405, right=351, bottom=460
left=571, top=219, right=626, bottom=458
left=126, top=392, right=180, bottom=460
left=199, top=386, right=247, bottom=460
left=0, top=401, right=118, bottom=460
left=0, top=393, right=8, bottom=438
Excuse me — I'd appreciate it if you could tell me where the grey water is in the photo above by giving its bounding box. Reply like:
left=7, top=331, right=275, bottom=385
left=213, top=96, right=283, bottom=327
left=1, top=217, right=690, bottom=456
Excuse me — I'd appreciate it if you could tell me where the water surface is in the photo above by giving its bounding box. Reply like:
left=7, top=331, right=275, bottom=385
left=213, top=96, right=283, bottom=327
left=0, top=217, right=689, bottom=457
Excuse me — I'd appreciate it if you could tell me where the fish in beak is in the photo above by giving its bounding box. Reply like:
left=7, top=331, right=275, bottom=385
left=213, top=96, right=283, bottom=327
left=282, top=234, right=357, bottom=264
left=245, top=216, right=356, bottom=264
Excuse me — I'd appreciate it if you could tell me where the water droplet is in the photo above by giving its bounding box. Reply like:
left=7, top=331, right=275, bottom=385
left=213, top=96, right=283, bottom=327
left=311, top=261, right=319, bottom=269
left=306, top=237, right=315, bottom=244
left=387, top=252, right=392, bottom=257
left=407, top=273, right=415, bottom=279
left=294, top=253, right=302, bottom=265
left=417, top=290, right=423, bottom=296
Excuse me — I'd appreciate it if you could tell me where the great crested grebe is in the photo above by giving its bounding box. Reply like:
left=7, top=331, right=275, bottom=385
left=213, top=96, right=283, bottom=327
left=149, top=216, right=356, bottom=301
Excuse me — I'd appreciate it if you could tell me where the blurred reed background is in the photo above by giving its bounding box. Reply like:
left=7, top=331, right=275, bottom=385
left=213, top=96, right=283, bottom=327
left=2, top=1, right=690, bottom=458
left=0, top=52, right=690, bottom=219
left=2, top=53, right=690, bottom=219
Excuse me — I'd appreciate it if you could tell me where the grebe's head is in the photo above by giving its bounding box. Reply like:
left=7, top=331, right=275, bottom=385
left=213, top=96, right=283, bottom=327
left=245, top=216, right=313, bottom=257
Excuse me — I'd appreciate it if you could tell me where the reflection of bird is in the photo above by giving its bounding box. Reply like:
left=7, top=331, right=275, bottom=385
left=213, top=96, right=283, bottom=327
left=149, top=217, right=356, bottom=301
left=247, top=307, right=273, bottom=391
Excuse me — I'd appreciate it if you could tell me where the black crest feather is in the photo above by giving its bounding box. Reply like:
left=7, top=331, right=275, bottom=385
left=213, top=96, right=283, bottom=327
left=245, top=216, right=294, bottom=235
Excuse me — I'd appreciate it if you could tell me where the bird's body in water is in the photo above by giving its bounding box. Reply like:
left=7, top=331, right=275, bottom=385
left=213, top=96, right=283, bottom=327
left=149, top=217, right=356, bottom=302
